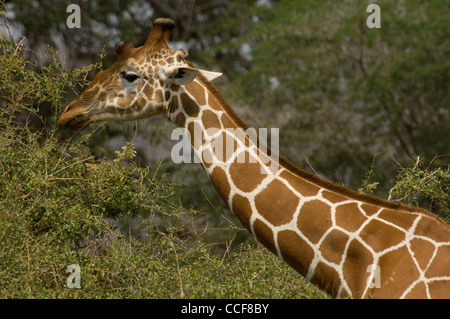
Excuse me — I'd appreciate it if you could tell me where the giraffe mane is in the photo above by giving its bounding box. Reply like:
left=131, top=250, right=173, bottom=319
left=191, top=64, right=446, bottom=222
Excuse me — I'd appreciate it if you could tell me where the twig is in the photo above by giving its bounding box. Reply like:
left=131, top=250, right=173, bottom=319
left=302, top=152, right=319, bottom=176
left=52, top=156, right=94, bottom=176
left=169, top=238, right=184, bottom=298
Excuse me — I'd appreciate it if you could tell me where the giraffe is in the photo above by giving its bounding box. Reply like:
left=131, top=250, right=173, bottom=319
left=57, top=18, right=450, bottom=299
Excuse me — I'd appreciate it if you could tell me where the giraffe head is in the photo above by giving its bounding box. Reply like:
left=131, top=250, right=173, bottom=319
left=57, top=18, right=221, bottom=130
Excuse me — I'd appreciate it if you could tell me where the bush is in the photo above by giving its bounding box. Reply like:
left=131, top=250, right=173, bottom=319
left=388, top=156, right=449, bottom=223
left=0, top=31, right=325, bottom=299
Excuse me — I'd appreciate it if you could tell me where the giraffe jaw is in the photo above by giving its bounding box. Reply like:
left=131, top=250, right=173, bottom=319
left=57, top=100, right=159, bottom=131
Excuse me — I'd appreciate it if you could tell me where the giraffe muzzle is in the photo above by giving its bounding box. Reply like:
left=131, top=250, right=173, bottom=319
left=57, top=101, right=92, bottom=131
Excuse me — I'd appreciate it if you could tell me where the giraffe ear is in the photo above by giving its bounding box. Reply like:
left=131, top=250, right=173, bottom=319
left=198, top=70, right=223, bottom=82
left=162, top=66, right=199, bottom=85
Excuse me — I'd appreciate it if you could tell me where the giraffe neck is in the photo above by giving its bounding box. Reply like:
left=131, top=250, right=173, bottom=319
left=164, top=76, right=450, bottom=299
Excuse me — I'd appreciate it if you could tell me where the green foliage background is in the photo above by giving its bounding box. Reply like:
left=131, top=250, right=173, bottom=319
left=0, top=1, right=448, bottom=298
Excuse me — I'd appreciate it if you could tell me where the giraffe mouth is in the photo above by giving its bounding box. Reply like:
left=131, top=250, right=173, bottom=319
left=57, top=102, right=92, bottom=131
left=57, top=115, right=92, bottom=131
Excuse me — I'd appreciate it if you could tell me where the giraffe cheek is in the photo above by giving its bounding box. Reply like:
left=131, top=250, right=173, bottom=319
left=134, top=97, right=147, bottom=108
left=116, top=94, right=135, bottom=107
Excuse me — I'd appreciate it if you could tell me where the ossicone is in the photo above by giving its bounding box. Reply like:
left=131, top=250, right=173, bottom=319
left=115, top=41, right=134, bottom=56
left=145, top=18, right=176, bottom=47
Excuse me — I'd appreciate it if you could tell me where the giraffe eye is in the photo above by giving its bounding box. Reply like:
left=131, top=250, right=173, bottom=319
left=121, top=71, right=140, bottom=83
